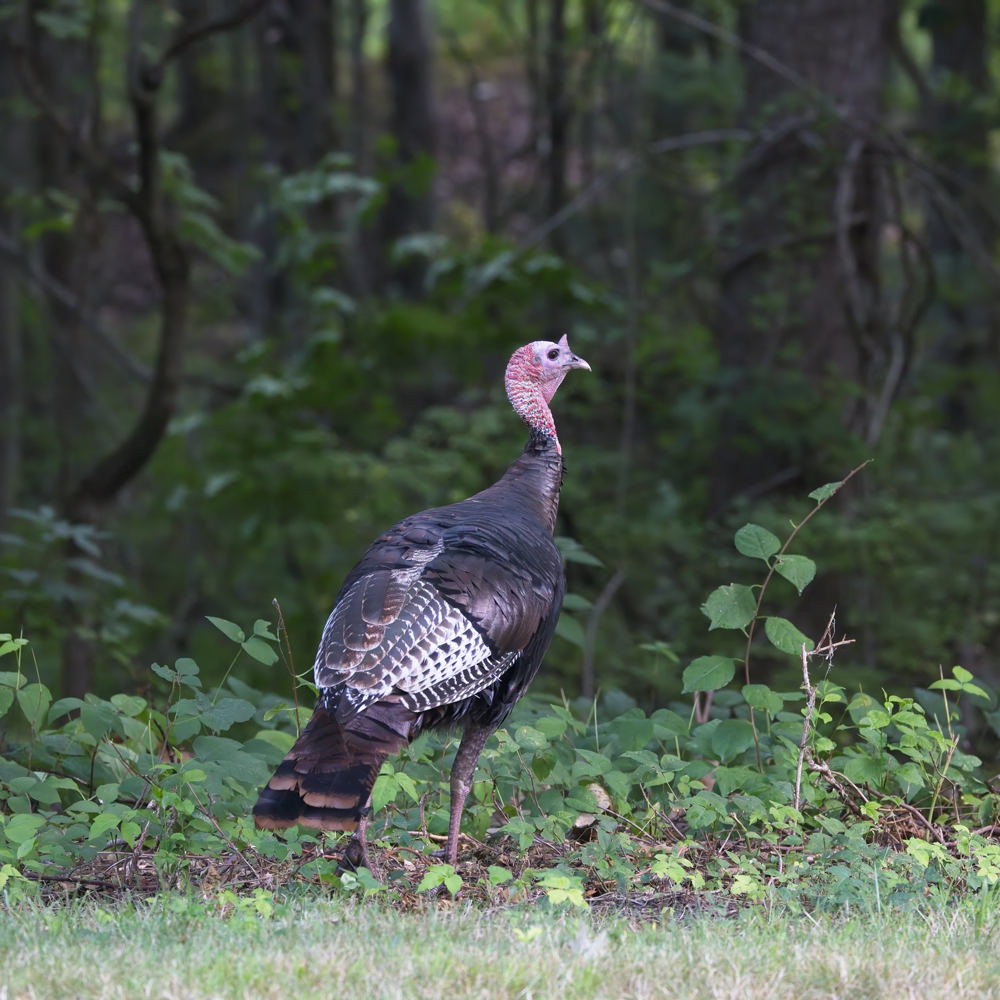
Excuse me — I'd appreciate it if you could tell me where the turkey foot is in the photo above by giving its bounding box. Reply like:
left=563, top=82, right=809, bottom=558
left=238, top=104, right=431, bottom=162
left=335, top=808, right=373, bottom=876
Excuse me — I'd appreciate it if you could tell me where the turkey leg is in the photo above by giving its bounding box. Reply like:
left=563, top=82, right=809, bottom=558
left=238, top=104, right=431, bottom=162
left=337, top=802, right=372, bottom=874
left=444, top=723, right=492, bottom=866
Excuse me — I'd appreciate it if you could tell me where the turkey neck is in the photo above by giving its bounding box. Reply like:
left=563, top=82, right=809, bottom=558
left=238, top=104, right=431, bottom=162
left=476, top=428, right=564, bottom=533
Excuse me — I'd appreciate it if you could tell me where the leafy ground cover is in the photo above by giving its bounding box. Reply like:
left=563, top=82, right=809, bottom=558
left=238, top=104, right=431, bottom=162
left=4, top=896, right=1000, bottom=1000
left=1, top=472, right=999, bottom=914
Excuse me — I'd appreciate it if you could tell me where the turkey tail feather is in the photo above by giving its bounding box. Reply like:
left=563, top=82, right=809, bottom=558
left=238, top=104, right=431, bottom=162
left=252, top=700, right=418, bottom=832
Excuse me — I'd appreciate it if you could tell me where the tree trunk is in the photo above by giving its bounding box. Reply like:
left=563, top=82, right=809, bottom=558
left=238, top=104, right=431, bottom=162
left=259, top=0, right=337, bottom=174
left=0, top=30, right=22, bottom=538
left=381, top=0, right=436, bottom=296
left=920, top=0, right=990, bottom=431
left=715, top=0, right=890, bottom=502
left=545, top=0, right=569, bottom=253
left=256, top=0, right=337, bottom=336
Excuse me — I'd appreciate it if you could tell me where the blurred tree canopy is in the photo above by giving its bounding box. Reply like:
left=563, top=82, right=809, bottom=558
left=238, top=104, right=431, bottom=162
left=2, top=0, right=1000, bottom=756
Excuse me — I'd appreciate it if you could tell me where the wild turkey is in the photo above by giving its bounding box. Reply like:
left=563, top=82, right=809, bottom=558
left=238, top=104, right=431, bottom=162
left=252, top=335, right=590, bottom=869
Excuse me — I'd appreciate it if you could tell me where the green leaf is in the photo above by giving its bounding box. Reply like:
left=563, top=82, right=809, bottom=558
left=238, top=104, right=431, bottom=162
left=682, top=656, right=736, bottom=694
left=742, top=684, right=783, bottom=716
left=711, top=719, right=756, bottom=762
left=701, top=584, right=756, bottom=631
left=371, top=773, right=399, bottom=813
left=0, top=637, right=27, bottom=659
left=16, top=683, right=51, bottom=729
left=488, top=865, right=512, bottom=886
left=89, top=812, right=122, bottom=841
left=252, top=729, right=295, bottom=753
left=843, top=756, right=884, bottom=786
left=514, top=726, right=549, bottom=752
left=199, top=698, right=257, bottom=732
left=0, top=687, right=13, bottom=719
left=535, top=716, right=567, bottom=740
left=764, top=617, right=815, bottom=656
left=808, top=481, right=842, bottom=502
left=953, top=665, right=973, bottom=684
left=242, top=636, right=278, bottom=665
left=555, top=613, right=586, bottom=648
left=395, top=771, right=419, bottom=803
left=206, top=617, right=245, bottom=644
left=561, top=593, right=593, bottom=611
left=253, top=620, right=280, bottom=642
left=554, top=536, right=604, bottom=567
left=734, top=524, right=780, bottom=561
left=774, top=555, right=817, bottom=595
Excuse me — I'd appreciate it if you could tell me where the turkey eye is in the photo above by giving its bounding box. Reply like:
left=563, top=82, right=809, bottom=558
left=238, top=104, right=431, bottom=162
left=547, top=349, right=560, bottom=360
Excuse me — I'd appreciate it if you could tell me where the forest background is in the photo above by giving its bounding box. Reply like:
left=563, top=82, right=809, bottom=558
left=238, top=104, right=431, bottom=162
left=1, top=0, right=998, bottom=764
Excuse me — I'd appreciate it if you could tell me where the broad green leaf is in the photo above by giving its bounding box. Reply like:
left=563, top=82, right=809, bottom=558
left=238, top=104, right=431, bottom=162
left=191, top=735, right=269, bottom=786
left=561, top=593, right=593, bottom=611
left=252, top=729, right=295, bottom=753
left=0, top=688, right=12, bottom=718
left=110, top=694, right=147, bottom=717
left=242, top=636, right=278, bottom=665
left=16, top=683, right=51, bottom=729
left=488, top=865, right=512, bottom=885
left=953, top=665, right=973, bottom=683
left=808, top=481, right=842, bottom=502
left=555, top=613, right=586, bottom=647
left=764, top=617, right=815, bottom=656
left=199, top=697, right=257, bottom=732
left=395, top=771, right=419, bottom=803
left=253, top=620, right=280, bottom=641
left=774, top=555, right=817, bottom=595
left=742, top=684, right=783, bottom=716
left=682, top=656, right=736, bottom=693
left=2, top=814, right=45, bottom=844
left=206, top=617, right=245, bottom=644
left=895, top=762, right=925, bottom=790
left=514, top=726, right=549, bottom=752
left=701, top=584, right=756, bottom=631
left=734, top=524, right=780, bottom=561
left=89, top=812, right=122, bottom=841
left=26, top=779, right=63, bottom=805
left=48, top=697, right=85, bottom=721
left=0, top=638, right=27, bottom=659
left=535, top=716, right=567, bottom=740
left=842, top=756, right=884, bottom=786
left=174, top=657, right=202, bottom=682
left=151, top=663, right=178, bottom=683
left=711, top=719, right=756, bottom=762
left=371, top=773, right=399, bottom=813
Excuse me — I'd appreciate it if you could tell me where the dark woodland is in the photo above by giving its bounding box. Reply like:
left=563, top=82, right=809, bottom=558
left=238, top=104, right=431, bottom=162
left=2, top=0, right=1000, bottom=766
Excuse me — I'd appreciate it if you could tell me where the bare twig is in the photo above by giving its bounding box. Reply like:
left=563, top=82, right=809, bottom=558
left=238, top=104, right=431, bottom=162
left=793, top=642, right=818, bottom=812
left=272, top=598, right=301, bottom=737
left=157, top=0, right=270, bottom=70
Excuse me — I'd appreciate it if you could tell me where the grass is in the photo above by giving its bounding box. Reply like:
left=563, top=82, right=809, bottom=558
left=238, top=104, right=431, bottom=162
left=2, top=894, right=1000, bottom=999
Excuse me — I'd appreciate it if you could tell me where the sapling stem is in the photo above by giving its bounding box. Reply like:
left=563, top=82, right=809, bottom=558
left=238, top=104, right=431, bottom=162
left=743, top=459, right=870, bottom=686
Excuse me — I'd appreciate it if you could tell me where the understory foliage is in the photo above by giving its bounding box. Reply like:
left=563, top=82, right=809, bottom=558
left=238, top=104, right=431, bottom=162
left=2, top=474, right=999, bottom=914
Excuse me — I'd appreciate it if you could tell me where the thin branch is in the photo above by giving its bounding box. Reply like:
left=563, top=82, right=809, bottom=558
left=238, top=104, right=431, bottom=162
left=460, top=129, right=751, bottom=303
left=638, top=0, right=813, bottom=97
left=0, top=228, right=153, bottom=383
left=157, top=0, right=270, bottom=70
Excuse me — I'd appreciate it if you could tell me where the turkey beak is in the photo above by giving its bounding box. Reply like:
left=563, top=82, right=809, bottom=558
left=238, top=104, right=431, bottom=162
left=566, top=354, right=591, bottom=372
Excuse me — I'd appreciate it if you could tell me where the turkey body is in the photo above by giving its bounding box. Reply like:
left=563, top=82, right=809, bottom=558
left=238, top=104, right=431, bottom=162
left=252, top=427, right=567, bottom=865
